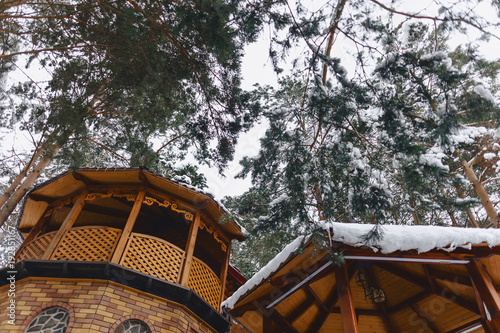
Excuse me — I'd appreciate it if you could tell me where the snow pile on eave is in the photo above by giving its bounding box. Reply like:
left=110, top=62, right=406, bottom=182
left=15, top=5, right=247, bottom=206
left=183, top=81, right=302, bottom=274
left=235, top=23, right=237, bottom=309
left=320, top=222, right=500, bottom=254
left=223, top=222, right=500, bottom=310
left=222, top=235, right=307, bottom=310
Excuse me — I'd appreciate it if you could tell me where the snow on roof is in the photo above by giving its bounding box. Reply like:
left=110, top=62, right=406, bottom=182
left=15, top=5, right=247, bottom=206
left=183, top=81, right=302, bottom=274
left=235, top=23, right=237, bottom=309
left=223, top=222, right=500, bottom=310
left=322, top=222, right=500, bottom=254
left=222, top=235, right=307, bottom=310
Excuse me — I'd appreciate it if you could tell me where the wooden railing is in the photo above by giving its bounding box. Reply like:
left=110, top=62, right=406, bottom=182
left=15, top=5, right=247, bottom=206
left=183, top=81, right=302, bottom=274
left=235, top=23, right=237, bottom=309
left=120, top=233, right=185, bottom=284
left=15, top=226, right=222, bottom=309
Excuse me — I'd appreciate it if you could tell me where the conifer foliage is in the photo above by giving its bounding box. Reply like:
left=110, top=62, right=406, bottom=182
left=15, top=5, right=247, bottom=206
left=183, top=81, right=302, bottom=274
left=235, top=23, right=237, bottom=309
left=0, top=0, right=262, bottom=228
left=229, top=0, right=500, bottom=275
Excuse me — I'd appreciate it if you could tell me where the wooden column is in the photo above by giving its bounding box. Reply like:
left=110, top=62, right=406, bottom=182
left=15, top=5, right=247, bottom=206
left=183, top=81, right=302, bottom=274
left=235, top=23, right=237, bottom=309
left=334, top=263, right=359, bottom=333
left=219, top=241, right=231, bottom=309
left=467, top=258, right=500, bottom=330
left=42, top=190, right=88, bottom=260
left=110, top=190, right=146, bottom=264
left=179, top=211, right=201, bottom=286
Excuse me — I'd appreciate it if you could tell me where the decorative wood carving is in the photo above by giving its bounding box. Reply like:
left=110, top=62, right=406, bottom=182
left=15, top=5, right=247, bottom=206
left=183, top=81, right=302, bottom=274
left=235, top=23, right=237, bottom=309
left=199, top=220, right=227, bottom=252
left=142, top=195, right=194, bottom=221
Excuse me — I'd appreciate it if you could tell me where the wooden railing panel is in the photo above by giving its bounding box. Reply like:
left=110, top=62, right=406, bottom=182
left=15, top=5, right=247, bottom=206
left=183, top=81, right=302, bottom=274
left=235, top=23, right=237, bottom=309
left=188, top=257, right=222, bottom=309
left=16, top=231, right=56, bottom=260
left=16, top=227, right=223, bottom=311
left=51, top=226, right=121, bottom=261
left=120, top=233, right=185, bottom=284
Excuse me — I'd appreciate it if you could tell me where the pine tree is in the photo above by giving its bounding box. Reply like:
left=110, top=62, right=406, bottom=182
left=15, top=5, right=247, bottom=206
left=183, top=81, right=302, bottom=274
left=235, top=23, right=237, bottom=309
left=0, top=0, right=264, bottom=228
left=232, top=1, right=500, bottom=250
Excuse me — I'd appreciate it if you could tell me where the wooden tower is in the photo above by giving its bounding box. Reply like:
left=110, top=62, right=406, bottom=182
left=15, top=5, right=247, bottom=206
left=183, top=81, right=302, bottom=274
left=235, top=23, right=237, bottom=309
left=0, top=168, right=246, bottom=332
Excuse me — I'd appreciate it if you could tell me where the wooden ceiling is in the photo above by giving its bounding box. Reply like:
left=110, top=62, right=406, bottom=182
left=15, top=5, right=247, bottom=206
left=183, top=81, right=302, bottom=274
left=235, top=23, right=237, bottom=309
left=228, top=242, right=500, bottom=332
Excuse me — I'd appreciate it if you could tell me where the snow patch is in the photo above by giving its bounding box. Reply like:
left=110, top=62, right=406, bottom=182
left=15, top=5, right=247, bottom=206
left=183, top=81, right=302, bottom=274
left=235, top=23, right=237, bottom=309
left=319, top=222, right=500, bottom=254
left=484, top=152, right=497, bottom=160
left=474, top=85, right=496, bottom=103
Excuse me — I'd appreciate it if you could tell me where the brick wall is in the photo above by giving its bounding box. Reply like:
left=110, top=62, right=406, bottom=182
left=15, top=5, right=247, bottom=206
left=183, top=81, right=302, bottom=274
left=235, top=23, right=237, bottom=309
left=0, top=277, right=216, bottom=333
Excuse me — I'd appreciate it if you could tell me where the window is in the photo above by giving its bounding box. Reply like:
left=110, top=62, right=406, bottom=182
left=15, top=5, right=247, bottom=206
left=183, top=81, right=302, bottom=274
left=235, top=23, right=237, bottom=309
left=114, top=319, right=151, bottom=333
left=25, top=307, right=69, bottom=333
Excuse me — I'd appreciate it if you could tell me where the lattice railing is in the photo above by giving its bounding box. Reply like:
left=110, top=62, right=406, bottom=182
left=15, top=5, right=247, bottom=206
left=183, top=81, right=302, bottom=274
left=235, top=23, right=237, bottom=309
left=16, top=227, right=223, bottom=310
left=16, top=231, right=56, bottom=260
left=52, top=226, right=121, bottom=261
left=188, top=257, right=222, bottom=309
left=120, top=233, right=185, bottom=284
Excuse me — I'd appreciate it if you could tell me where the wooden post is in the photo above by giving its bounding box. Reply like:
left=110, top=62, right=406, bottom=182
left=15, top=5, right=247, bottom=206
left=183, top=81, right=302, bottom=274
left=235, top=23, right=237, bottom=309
left=467, top=258, right=500, bottom=330
left=472, top=277, right=494, bottom=333
left=110, top=190, right=146, bottom=264
left=42, top=190, right=88, bottom=260
left=334, top=263, right=359, bottom=333
left=179, top=211, right=201, bottom=286
left=219, top=241, right=231, bottom=309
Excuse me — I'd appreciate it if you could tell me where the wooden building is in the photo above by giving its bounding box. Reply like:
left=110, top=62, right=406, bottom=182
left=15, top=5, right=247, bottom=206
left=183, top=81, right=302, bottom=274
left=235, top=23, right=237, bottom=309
left=224, top=223, right=500, bottom=333
left=0, top=168, right=246, bottom=332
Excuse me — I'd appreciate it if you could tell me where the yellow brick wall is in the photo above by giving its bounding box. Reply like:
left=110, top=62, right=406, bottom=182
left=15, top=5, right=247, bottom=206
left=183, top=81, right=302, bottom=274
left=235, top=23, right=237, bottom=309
left=0, top=277, right=216, bottom=333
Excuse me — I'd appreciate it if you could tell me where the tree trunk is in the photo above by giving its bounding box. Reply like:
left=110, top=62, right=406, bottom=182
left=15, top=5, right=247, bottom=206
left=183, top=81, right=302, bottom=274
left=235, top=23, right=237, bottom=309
left=455, top=185, right=479, bottom=228
left=0, top=144, right=60, bottom=228
left=461, top=161, right=498, bottom=227
left=0, top=143, right=46, bottom=208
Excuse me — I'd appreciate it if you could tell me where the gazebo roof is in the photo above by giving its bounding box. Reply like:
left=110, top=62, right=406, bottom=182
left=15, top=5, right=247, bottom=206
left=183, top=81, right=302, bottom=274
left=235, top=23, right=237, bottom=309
left=17, top=168, right=246, bottom=240
left=224, top=223, right=500, bottom=332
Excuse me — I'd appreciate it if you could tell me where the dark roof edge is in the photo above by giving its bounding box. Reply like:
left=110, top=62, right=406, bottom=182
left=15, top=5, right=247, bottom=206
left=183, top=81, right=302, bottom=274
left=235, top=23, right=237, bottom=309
left=0, top=260, right=230, bottom=333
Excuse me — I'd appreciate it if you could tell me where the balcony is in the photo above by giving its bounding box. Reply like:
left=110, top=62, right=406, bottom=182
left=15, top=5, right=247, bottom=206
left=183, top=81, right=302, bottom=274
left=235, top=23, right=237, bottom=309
left=16, top=225, right=222, bottom=309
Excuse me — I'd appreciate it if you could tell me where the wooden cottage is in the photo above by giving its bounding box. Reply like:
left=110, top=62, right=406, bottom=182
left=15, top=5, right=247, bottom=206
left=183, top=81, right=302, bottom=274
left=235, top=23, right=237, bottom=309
left=0, top=168, right=246, bottom=332
left=224, top=222, right=500, bottom=333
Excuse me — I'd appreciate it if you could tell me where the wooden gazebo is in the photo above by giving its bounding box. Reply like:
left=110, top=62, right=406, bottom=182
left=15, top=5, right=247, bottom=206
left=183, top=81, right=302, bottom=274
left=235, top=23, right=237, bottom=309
left=1, top=168, right=246, bottom=332
left=224, top=223, right=500, bottom=333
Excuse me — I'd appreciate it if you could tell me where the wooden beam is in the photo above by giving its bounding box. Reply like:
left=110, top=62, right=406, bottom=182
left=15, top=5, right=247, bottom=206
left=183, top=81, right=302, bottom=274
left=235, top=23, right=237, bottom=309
left=303, top=263, right=356, bottom=333
left=467, top=258, right=500, bottom=329
left=219, top=241, right=231, bottom=309
left=422, top=264, right=438, bottom=293
left=409, top=303, right=440, bottom=333
left=72, top=170, right=97, bottom=185
left=110, top=190, right=146, bottom=264
left=286, top=297, right=315, bottom=323
left=268, top=309, right=298, bottom=333
left=377, top=263, right=479, bottom=314
left=179, top=211, right=201, bottom=286
left=446, top=318, right=484, bottom=333
left=305, top=285, right=329, bottom=313
left=388, top=291, right=430, bottom=314
left=334, top=263, right=359, bottom=333
left=427, top=266, right=472, bottom=287
left=331, top=308, right=383, bottom=316
left=42, top=190, right=88, bottom=260
left=263, top=314, right=274, bottom=332
left=471, top=276, right=494, bottom=333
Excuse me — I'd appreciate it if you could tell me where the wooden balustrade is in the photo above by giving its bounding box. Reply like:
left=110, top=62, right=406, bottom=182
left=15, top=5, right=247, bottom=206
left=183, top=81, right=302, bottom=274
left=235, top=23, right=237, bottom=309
left=120, top=233, right=185, bottom=284
left=16, top=231, right=56, bottom=260
left=15, top=226, right=222, bottom=309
